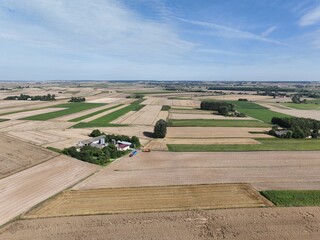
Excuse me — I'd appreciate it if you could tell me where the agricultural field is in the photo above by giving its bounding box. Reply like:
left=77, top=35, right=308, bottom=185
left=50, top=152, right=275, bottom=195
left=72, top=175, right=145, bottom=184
left=262, top=190, right=320, bottom=206
left=168, top=138, right=320, bottom=152
left=73, top=151, right=320, bottom=191
left=0, top=134, right=58, bottom=179
left=25, top=184, right=271, bottom=218
left=142, top=97, right=200, bottom=107
left=283, top=102, right=320, bottom=110
left=0, top=155, right=99, bottom=226
left=168, top=119, right=270, bottom=127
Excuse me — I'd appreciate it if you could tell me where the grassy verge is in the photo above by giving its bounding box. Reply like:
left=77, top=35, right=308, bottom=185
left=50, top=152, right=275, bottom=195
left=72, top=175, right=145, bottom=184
left=229, top=101, right=290, bottom=123
left=167, top=138, right=320, bottom=152
left=168, top=119, right=270, bottom=127
left=283, top=102, right=320, bottom=110
left=72, top=100, right=144, bottom=128
left=261, top=190, right=320, bottom=207
left=46, top=147, right=62, bottom=154
left=0, top=119, right=9, bottom=122
left=22, top=103, right=105, bottom=121
left=69, top=104, right=122, bottom=122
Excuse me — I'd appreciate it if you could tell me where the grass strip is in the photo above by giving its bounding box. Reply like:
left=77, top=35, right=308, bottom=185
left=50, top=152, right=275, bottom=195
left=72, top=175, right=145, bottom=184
left=69, top=104, right=122, bottom=122
left=168, top=119, right=270, bottom=127
left=22, top=103, right=105, bottom=121
left=167, top=138, right=320, bottom=152
left=261, top=190, right=320, bottom=207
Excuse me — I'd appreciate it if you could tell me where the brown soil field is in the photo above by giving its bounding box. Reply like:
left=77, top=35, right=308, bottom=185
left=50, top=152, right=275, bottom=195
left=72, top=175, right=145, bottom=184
left=169, top=113, right=254, bottom=120
left=114, top=105, right=162, bottom=125
left=0, top=134, right=58, bottom=179
left=259, top=102, right=320, bottom=121
left=167, top=127, right=272, bottom=138
left=73, top=151, right=320, bottom=191
left=0, top=155, right=99, bottom=227
left=142, top=97, right=200, bottom=107
left=24, top=184, right=271, bottom=218
left=1, top=108, right=66, bottom=120
left=2, top=207, right=320, bottom=240
left=145, top=138, right=260, bottom=151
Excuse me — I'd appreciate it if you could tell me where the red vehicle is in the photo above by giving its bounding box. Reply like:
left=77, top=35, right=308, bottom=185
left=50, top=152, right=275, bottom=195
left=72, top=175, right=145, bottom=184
left=142, top=148, right=151, bottom=152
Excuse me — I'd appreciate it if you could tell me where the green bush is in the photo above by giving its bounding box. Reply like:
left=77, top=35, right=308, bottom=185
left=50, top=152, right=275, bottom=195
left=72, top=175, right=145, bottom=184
left=154, top=119, right=167, bottom=138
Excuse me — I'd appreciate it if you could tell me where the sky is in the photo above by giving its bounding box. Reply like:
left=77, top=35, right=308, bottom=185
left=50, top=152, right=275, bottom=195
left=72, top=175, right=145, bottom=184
left=1, top=0, right=320, bottom=81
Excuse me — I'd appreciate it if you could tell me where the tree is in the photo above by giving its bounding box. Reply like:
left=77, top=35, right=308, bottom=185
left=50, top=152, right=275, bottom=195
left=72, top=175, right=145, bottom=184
left=131, top=136, right=141, bottom=148
left=89, top=129, right=102, bottom=137
left=154, top=119, right=167, bottom=138
left=218, top=106, right=229, bottom=116
left=292, top=95, right=301, bottom=104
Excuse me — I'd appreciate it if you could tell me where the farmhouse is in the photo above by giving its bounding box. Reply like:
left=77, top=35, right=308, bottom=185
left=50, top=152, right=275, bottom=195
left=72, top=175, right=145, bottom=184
left=77, top=135, right=107, bottom=149
left=116, top=140, right=132, bottom=151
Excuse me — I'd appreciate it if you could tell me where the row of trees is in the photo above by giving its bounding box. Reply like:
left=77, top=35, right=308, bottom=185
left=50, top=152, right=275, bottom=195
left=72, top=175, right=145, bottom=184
left=200, top=101, right=235, bottom=112
left=69, top=97, right=86, bottom=102
left=271, top=117, right=320, bottom=138
left=291, top=95, right=307, bottom=104
left=4, top=94, right=56, bottom=101
left=89, top=129, right=141, bottom=148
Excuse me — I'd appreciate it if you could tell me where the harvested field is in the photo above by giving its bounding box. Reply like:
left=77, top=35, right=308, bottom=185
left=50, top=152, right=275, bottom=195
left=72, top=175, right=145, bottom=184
left=0, top=134, right=58, bottom=179
left=87, top=97, right=121, bottom=104
left=0, top=101, right=64, bottom=115
left=0, top=155, right=99, bottom=227
left=0, top=120, right=74, bottom=132
left=113, top=105, right=162, bottom=125
left=167, top=127, right=272, bottom=138
left=2, top=207, right=320, bottom=240
left=259, top=103, right=320, bottom=121
left=170, top=113, right=253, bottom=120
left=73, top=151, right=320, bottom=191
left=199, top=94, right=272, bottom=101
left=145, top=138, right=260, bottom=151
left=24, top=184, right=270, bottom=218
left=142, top=97, right=200, bottom=107
left=80, top=104, right=127, bottom=122
left=1, top=108, right=66, bottom=120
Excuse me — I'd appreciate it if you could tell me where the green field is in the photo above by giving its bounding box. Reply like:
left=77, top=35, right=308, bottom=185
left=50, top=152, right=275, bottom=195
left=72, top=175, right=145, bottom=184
left=0, top=119, right=8, bottom=122
left=69, top=104, right=122, bottom=122
left=22, top=103, right=105, bottom=121
left=72, top=100, right=144, bottom=128
left=261, top=190, right=320, bottom=207
left=167, top=138, right=320, bottom=152
left=168, top=119, right=270, bottom=127
left=283, top=102, right=320, bottom=110
left=229, top=101, right=290, bottom=123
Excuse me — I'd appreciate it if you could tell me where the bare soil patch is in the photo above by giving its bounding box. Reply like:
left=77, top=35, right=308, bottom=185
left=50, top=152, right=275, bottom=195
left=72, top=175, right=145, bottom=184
left=2, top=207, right=320, bottom=240
left=167, top=127, right=272, bottom=138
left=24, top=184, right=270, bottom=218
left=0, top=134, right=58, bottom=179
left=0, top=155, right=99, bottom=226
left=73, top=151, right=320, bottom=191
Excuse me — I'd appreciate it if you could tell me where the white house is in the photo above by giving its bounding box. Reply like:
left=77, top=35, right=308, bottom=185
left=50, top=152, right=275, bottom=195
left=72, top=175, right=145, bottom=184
left=77, top=135, right=107, bottom=149
left=116, top=140, right=132, bottom=151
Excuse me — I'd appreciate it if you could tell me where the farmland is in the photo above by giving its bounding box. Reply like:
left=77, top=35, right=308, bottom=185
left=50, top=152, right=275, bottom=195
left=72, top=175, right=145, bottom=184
left=168, top=119, right=270, bottom=127
left=262, top=190, right=320, bottom=206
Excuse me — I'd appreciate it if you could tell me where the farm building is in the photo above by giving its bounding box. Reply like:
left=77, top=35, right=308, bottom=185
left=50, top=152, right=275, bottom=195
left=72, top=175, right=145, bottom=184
left=116, top=141, right=132, bottom=151
left=77, top=135, right=107, bottom=149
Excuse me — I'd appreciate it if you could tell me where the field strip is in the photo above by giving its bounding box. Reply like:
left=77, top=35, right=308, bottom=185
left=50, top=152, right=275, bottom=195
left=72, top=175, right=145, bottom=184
left=1, top=108, right=66, bottom=120
left=0, top=101, right=63, bottom=115
left=81, top=105, right=128, bottom=122
left=111, top=111, right=136, bottom=124
left=23, top=184, right=272, bottom=218
left=54, top=104, right=115, bottom=121
left=153, top=111, right=169, bottom=124
left=170, top=113, right=254, bottom=120
left=0, top=155, right=100, bottom=227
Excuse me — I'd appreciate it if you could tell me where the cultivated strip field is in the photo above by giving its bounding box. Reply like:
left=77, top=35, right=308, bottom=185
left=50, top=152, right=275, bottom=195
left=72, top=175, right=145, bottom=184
left=113, top=105, right=163, bottom=125
left=0, top=155, right=99, bottom=226
left=25, top=184, right=271, bottom=218
left=1, top=108, right=66, bottom=120
left=142, top=97, right=200, bottom=107
left=0, top=135, right=58, bottom=179
left=167, top=127, right=272, bottom=138
left=169, top=113, right=254, bottom=120
left=73, top=151, right=320, bottom=191
left=259, top=102, right=320, bottom=121
left=145, top=138, right=260, bottom=151
left=80, top=104, right=127, bottom=122
left=0, top=120, right=74, bottom=132
left=2, top=207, right=320, bottom=240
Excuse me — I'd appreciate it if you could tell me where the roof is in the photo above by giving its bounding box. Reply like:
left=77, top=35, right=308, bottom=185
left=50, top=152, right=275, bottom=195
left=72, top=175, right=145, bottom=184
left=118, top=143, right=130, bottom=149
left=90, top=143, right=105, bottom=149
left=275, top=130, right=289, bottom=136
left=79, top=135, right=106, bottom=145
left=117, top=140, right=132, bottom=146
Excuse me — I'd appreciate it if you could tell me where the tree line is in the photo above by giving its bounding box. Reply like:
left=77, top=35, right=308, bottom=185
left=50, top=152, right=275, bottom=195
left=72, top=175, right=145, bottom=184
left=69, top=97, right=86, bottom=102
left=4, top=94, right=56, bottom=101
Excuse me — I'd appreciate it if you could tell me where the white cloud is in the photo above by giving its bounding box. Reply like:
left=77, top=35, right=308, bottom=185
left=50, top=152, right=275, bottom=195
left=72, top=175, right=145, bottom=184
left=261, top=26, right=277, bottom=38
left=299, top=5, right=320, bottom=26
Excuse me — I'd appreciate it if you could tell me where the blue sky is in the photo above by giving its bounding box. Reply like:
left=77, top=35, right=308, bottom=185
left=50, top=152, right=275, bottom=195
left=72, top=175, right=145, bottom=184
left=1, top=0, right=320, bottom=81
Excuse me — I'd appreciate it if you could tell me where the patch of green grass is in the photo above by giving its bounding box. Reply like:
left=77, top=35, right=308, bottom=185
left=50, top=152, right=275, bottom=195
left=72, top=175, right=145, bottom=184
left=46, top=147, right=62, bottom=153
left=72, top=100, right=144, bottom=128
left=161, top=105, right=171, bottom=111
left=167, top=119, right=270, bottom=127
left=167, top=138, right=320, bottom=152
left=283, top=102, right=320, bottom=110
left=0, top=119, right=9, bottom=122
left=22, top=103, right=105, bottom=121
left=261, top=190, right=320, bottom=207
left=229, top=101, right=290, bottom=123
left=69, top=104, right=122, bottom=122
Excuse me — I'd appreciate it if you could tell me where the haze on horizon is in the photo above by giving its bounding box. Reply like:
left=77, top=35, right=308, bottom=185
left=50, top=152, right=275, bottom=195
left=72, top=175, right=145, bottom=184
left=1, top=0, right=320, bottom=81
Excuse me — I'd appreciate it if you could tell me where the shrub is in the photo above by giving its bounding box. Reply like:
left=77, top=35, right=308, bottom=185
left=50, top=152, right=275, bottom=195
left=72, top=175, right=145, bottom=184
left=154, top=119, right=167, bottom=138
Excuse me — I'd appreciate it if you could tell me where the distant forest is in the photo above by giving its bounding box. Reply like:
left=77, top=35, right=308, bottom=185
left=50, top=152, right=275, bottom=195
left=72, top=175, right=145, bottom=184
left=4, top=94, right=56, bottom=101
